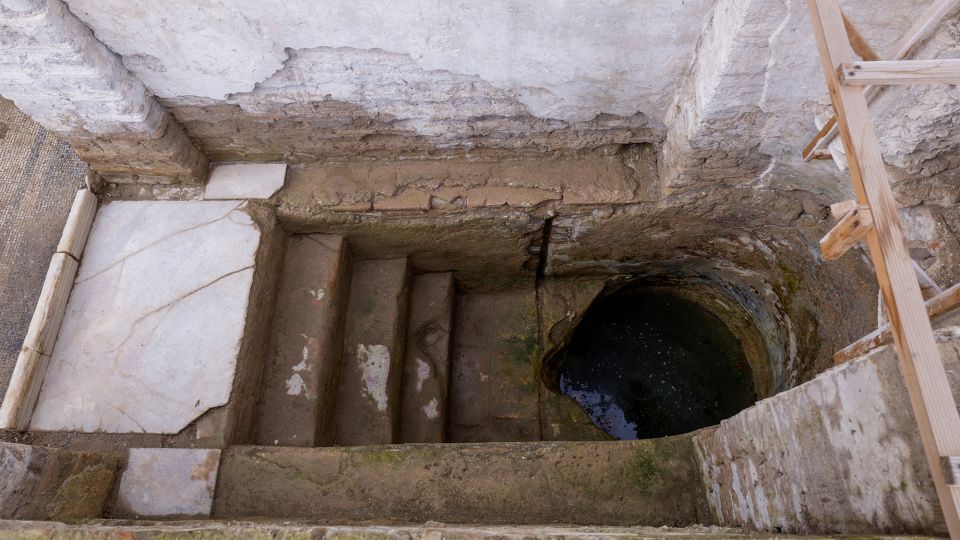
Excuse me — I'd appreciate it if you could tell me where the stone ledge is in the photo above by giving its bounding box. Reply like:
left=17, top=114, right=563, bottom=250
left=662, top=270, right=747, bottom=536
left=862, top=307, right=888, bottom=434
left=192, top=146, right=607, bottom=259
left=0, top=442, right=118, bottom=521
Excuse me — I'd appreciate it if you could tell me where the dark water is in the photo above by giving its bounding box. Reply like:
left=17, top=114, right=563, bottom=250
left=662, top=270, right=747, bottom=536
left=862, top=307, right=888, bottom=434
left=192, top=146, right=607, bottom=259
left=558, top=290, right=756, bottom=439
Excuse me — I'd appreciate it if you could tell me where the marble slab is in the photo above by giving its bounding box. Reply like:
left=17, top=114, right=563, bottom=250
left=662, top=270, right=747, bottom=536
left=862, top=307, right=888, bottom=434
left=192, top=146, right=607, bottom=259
left=204, top=163, right=286, bottom=200
left=30, top=201, right=260, bottom=434
left=117, top=448, right=220, bottom=517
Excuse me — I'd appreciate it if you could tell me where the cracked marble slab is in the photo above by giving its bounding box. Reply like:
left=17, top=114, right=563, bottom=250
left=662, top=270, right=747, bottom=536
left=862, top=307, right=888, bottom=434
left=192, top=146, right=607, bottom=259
left=30, top=201, right=261, bottom=434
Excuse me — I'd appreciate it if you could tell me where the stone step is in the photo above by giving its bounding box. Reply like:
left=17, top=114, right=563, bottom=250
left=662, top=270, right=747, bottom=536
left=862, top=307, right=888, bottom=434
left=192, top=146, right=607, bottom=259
left=334, top=258, right=411, bottom=445
left=449, top=289, right=541, bottom=442
left=399, top=272, right=455, bottom=443
left=211, top=438, right=704, bottom=525
left=255, top=235, right=351, bottom=447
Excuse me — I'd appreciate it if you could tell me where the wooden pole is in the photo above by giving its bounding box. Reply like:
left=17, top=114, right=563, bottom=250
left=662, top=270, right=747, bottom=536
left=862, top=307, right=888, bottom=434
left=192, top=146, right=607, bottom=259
left=808, top=1, right=960, bottom=536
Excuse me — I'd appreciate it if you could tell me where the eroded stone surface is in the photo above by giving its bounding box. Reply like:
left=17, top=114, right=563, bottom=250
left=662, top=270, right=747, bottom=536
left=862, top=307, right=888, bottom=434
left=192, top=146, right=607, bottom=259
left=213, top=438, right=706, bottom=525
left=31, top=201, right=261, bottom=434
left=0, top=442, right=118, bottom=520
left=449, top=289, right=540, bottom=442
left=0, top=0, right=206, bottom=183
left=692, top=313, right=960, bottom=536
left=205, top=163, right=286, bottom=200
left=116, top=448, right=220, bottom=518
left=399, top=272, right=454, bottom=443
left=256, top=234, right=350, bottom=447
left=537, top=278, right=609, bottom=441
left=334, top=258, right=409, bottom=445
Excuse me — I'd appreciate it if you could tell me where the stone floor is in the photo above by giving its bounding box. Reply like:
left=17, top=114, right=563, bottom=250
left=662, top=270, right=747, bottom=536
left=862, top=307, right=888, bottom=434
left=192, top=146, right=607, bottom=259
left=0, top=99, right=85, bottom=406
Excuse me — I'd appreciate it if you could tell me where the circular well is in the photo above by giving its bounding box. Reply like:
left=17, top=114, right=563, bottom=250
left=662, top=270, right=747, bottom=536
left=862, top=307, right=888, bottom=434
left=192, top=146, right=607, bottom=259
left=556, top=287, right=758, bottom=439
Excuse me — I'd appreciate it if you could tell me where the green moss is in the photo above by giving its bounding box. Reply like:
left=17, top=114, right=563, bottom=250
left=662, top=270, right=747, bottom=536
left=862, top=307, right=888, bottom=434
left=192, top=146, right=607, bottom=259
left=778, top=261, right=803, bottom=297
left=628, top=447, right=660, bottom=490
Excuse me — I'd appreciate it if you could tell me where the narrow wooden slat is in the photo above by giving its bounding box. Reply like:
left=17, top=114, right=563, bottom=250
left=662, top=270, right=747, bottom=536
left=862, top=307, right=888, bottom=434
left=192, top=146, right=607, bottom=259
left=802, top=117, right=837, bottom=160
left=944, top=456, right=960, bottom=486
left=840, top=59, right=960, bottom=85
left=914, top=260, right=944, bottom=300
left=841, top=8, right=881, bottom=61
left=809, top=1, right=960, bottom=536
left=834, top=282, right=960, bottom=364
left=820, top=204, right=872, bottom=259
left=802, top=0, right=960, bottom=160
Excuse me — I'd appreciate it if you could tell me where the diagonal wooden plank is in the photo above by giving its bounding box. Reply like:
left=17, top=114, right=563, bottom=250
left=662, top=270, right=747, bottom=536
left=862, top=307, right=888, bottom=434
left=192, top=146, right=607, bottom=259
left=834, top=282, right=960, bottom=365
left=841, top=7, right=881, bottom=61
left=802, top=0, right=960, bottom=160
left=808, top=0, right=960, bottom=536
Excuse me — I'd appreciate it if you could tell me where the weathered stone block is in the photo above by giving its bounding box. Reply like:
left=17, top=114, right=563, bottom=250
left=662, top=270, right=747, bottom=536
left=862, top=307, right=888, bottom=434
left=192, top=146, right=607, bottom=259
left=205, top=163, right=286, bottom=200
left=116, top=448, right=220, bottom=518
left=0, top=442, right=118, bottom=520
left=212, top=438, right=706, bottom=525
left=334, top=258, right=410, bottom=445
left=692, top=326, right=960, bottom=536
left=256, top=234, right=351, bottom=447
left=399, top=272, right=454, bottom=443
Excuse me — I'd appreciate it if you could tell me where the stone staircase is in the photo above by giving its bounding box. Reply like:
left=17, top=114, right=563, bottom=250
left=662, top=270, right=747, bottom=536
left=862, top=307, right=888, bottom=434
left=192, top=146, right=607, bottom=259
left=254, top=235, right=454, bottom=447
left=252, top=234, right=607, bottom=449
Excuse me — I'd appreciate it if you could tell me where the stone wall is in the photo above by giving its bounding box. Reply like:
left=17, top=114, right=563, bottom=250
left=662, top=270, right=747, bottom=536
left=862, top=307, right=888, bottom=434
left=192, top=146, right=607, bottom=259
left=692, top=311, right=960, bottom=535
left=0, top=0, right=206, bottom=183
left=0, top=441, right=117, bottom=520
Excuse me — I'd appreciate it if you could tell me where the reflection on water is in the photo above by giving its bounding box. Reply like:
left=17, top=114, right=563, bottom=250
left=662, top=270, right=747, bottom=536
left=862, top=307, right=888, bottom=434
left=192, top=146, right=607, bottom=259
left=558, top=290, right=756, bottom=439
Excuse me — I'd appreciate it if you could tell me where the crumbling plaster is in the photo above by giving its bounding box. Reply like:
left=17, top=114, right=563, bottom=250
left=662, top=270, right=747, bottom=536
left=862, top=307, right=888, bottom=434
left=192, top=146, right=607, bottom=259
left=62, top=0, right=714, bottom=123
left=57, top=0, right=960, bottom=176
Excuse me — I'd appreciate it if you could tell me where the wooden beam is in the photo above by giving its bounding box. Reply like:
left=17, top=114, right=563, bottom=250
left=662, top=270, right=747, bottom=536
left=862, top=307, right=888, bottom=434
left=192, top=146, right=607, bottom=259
left=841, top=8, right=881, bottom=61
left=840, top=58, right=960, bottom=85
left=914, top=260, right=944, bottom=301
left=808, top=0, right=960, bottom=536
left=802, top=117, right=837, bottom=160
left=829, top=198, right=857, bottom=220
left=802, top=0, right=960, bottom=160
left=820, top=204, right=872, bottom=259
left=834, top=282, right=960, bottom=364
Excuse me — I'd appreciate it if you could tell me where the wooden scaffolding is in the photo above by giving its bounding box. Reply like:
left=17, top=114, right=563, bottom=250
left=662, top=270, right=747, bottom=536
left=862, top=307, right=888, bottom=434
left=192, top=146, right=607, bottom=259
left=805, top=0, right=960, bottom=536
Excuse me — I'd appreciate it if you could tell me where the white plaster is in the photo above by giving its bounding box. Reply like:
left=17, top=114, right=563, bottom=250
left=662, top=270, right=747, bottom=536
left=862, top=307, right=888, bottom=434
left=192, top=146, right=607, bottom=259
left=0, top=0, right=164, bottom=135
left=357, top=344, right=390, bottom=412
left=286, top=353, right=314, bottom=399
left=62, top=0, right=714, bottom=122
left=415, top=357, right=430, bottom=393
left=285, top=373, right=306, bottom=396
left=30, top=201, right=260, bottom=434
left=118, top=448, right=220, bottom=517
left=308, top=288, right=325, bottom=302
left=204, top=163, right=287, bottom=200
left=421, top=398, right=439, bottom=420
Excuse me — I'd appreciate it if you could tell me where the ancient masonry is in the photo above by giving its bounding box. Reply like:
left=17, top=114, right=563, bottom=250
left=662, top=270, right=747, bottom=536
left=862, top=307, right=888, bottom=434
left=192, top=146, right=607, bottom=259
left=2, top=0, right=960, bottom=538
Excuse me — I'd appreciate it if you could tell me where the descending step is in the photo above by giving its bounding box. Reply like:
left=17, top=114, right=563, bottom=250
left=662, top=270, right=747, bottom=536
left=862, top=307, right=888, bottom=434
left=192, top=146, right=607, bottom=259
left=212, top=438, right=704, bottom=525
left=334, top=258, right=411, bottom=445
left=449, top=289, right=541, bottom=442
left=255, top=235, right=351, bottom=447
left=399, top=272, right=455, bottom=443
